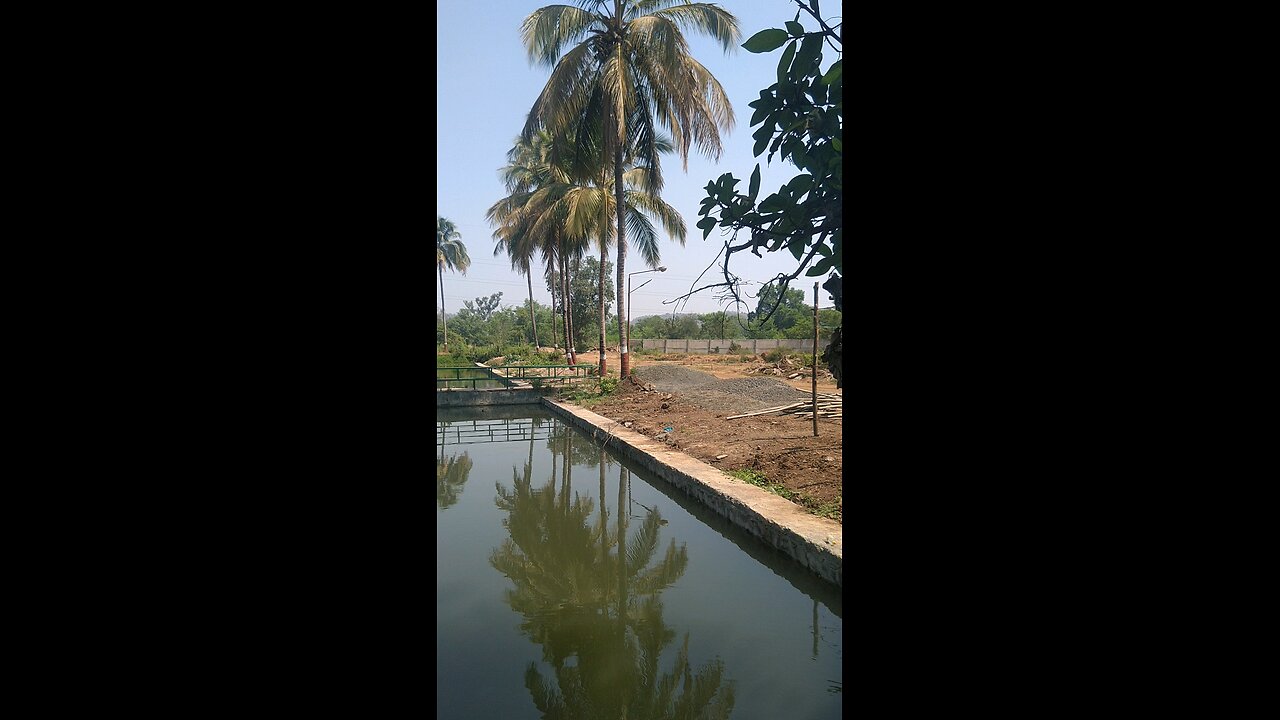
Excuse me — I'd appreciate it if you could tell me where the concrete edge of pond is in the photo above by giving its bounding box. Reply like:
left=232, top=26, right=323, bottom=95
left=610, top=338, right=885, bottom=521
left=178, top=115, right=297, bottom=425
left=541, top=398, right=842, bottom=588
left=437, top=388, right=550, bottom=406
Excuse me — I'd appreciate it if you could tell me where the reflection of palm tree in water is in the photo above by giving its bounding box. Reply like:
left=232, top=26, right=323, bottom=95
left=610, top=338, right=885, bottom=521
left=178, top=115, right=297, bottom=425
left=436, top=450, right=473, bottom=510
left=491, top=436, right=735, bottom=718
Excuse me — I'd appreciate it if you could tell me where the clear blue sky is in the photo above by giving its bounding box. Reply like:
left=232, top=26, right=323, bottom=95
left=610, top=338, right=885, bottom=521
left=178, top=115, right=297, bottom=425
left=436, top=0, right=842, bottom=320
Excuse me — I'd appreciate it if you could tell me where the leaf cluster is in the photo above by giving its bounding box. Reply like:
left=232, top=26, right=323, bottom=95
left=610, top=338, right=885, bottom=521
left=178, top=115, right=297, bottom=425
left=692, top=0, right=841, bottom=326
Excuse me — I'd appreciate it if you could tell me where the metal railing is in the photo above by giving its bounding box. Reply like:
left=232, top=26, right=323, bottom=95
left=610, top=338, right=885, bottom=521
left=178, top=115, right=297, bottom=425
left=437, top=364, right=599, bottom=390
left=436, top=367, right=508, bottom=389
left=437, top=417, right=562, bottom=445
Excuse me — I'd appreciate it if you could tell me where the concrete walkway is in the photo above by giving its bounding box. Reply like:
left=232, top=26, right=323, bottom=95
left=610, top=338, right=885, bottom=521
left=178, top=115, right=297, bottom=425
left=542, top=398, right=842, bottom=588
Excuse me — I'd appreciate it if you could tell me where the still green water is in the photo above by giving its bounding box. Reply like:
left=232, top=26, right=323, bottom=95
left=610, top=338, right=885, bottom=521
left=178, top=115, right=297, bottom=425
left=437, top=405, right=842, bottom=719
left=438, top=367, right=508, bottom=389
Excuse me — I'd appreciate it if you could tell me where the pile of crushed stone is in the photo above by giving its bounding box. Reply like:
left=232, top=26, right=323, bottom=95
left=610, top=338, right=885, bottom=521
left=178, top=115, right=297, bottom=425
left=632, top=366, right=808, bottom=415
left=631, top=365, right=718, bottom=392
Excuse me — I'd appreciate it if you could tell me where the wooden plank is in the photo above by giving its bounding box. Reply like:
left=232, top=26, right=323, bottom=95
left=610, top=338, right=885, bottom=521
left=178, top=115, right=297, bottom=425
left=724, top=401, right=806, bottom=419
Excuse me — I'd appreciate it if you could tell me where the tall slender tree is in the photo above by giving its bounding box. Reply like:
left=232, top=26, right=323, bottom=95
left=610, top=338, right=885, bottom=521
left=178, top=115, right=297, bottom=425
left=436, top=216, right=471, bottom=353
left=522, top=0, right=739, bottom=377
left=491, top=128, right=684, bottom=374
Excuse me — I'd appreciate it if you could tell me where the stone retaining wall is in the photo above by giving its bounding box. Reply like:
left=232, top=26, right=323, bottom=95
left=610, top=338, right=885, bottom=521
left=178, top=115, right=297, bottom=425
left=639, top=338, right=819, bottom=353
left=436, top=388, right=547, bottom=406
left=541, top=398, right=842, bottom=588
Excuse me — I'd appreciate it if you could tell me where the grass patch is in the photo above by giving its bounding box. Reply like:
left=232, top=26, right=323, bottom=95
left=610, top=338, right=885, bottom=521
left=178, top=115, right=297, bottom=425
left=728, top=469, right=841, bottom=521
left=811, top=496, right=842, bottom=520
left=761, top=347, right=787, bottom=363
left=727, top=469, right=799, bottom=502
left=437, top=352, right=477, bottom=367
left=558, top=376, right=620, bottom=408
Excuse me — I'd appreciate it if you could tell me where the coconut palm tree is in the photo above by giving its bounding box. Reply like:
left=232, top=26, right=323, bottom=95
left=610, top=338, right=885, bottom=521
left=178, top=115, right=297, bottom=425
left=492, top=219, right=542, bottom=350
left=488, top=130, right=583, bottom=365
left=436, top=216, right=471, bottom=353
left=493, top=131, right=564, bottom=350
left=521, top=0, right=740, bottom=377
left=490, top=127, right=686, bottom=373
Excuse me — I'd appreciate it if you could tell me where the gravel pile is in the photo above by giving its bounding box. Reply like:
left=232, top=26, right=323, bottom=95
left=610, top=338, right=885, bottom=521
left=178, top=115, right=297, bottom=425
left=633, top=366, right=808, bottom=415
left=681, top=377, right=809, bottom=415
left=632, top=366, right=718, bottom=392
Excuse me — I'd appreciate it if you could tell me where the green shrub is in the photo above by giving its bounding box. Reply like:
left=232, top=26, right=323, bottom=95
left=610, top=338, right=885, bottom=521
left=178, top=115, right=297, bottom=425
left=762, top=347, right=786, bottom=363
left=436, top=352, right=475, bottom=367
left=559, top=377, right=609, bottom=407
left=503, top=343, right=536, bottom=364
left=729, top=468, right=769, bottom=484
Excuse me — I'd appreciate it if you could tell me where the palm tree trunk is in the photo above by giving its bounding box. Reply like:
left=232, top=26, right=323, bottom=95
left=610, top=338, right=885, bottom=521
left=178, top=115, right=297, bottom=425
left=561, top=252, right=575, bottom=366
left=614, top=138, right=629, bottom=378
left=598, top=233, right=608, bottom=376
left=599, top=110, right=610, bottom=378
left=565, top=253, right=576, bottom=363
left=549, top=261, right=558, bottom=351
left=439, top=264, right=449, bottom=353
left=526, top=267, right=539, bottom=348
left=570, top=255, right=580, bottom=358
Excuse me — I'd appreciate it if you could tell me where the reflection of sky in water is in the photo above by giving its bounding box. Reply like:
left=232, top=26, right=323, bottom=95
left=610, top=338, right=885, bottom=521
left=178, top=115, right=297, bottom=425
left=437, top=408, right=842, bottom=719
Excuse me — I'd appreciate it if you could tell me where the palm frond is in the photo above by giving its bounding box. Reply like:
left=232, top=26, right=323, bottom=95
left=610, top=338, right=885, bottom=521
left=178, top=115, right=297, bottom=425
left=684, top=54, right=735, bottom=146
left=600, top=52, right=633, bottom=146
left=523, top=42, right=598, bottom=140
left=650, top=3, right=741, bottom=53
left=627, top=81, right=664, bottom=194
left=624, top=190, right=687, bottom=244
left=627, top=15, right=690, bottom=72
left=628, top=0, right=694, bottom=19
left=624, top=208, right=662, bottom=268
left=521, top=5, right=599, bottom=68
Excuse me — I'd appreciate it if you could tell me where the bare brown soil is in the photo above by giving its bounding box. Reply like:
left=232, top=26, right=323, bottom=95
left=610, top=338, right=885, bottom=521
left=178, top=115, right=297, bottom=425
left=578, top=353, right=842, bottom=522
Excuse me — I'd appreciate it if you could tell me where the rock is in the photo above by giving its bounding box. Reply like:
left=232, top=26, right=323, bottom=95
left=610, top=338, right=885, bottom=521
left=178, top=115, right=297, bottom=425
left=661, top=402, right=670, bottom=409
left=715, top=454, right=728, bottom=460
left=825, top=456, right=834, bottom=462
left=623, top=421, right=633, bottom=428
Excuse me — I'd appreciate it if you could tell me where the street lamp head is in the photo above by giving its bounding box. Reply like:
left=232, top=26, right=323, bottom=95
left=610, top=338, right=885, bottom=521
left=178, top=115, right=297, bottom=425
left=658, top=266, right=667, bottom=272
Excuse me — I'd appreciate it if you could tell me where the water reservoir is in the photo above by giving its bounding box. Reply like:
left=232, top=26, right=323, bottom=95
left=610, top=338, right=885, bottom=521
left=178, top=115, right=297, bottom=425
left=437, top=405, right=842, bottom=719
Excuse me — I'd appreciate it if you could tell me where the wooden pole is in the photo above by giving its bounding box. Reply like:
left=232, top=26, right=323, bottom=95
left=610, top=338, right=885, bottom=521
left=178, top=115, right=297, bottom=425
left=813, top=282, right=819, bottom=437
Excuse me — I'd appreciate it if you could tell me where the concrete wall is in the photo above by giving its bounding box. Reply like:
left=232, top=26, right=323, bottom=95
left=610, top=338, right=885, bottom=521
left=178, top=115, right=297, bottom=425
left=436, top=388, right=546, bottom=407
left=639, top=338, right=817, bottom=354
left=542, top=398, right=841, bottom=588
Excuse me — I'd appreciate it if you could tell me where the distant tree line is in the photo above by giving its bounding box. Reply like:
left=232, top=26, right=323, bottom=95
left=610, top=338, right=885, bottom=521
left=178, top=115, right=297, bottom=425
left=438, top=273, right=840, bottom=351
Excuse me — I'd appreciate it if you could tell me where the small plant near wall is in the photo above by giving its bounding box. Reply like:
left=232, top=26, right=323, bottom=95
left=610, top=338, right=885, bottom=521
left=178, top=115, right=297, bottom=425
left=728, top=468, right=841, bottom=521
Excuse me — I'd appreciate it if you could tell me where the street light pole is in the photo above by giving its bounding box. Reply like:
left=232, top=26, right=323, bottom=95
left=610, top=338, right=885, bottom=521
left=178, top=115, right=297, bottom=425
left=627, top=266, right=666, bottom=361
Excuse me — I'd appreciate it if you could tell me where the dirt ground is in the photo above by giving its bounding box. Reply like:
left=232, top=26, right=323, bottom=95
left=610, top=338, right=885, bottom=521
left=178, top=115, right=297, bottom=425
left=579, top=353, right=842, bottom=523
